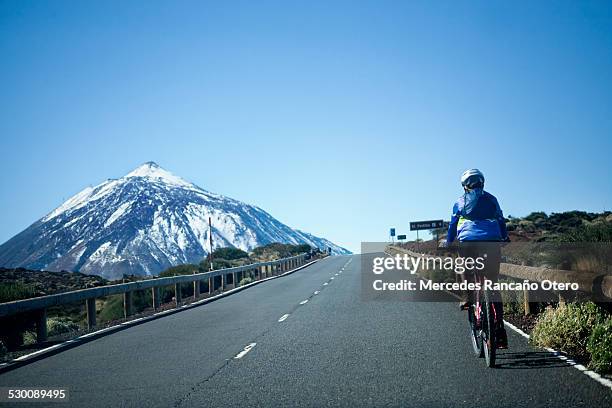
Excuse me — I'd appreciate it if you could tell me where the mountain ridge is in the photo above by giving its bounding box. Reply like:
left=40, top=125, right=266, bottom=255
left=0, top=162, right=350, bottom=279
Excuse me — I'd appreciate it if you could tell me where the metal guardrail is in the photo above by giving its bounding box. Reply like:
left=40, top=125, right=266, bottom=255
left=0, top=253, right=309, bottom=343
left=386, top=245, right=612, bottom=313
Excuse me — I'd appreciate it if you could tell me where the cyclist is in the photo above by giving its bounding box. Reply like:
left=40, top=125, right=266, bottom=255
left=446, top=168, right=509, bottom=349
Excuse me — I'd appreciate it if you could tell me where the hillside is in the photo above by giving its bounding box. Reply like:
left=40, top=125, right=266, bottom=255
left=506, top=210, right=612, bottom=242
left=0, top=162, right=349, bottom=279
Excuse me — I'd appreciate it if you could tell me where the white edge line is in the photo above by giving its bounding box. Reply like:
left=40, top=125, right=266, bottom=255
left=14, top=344, right=64, bottom=361
left=504, top=320, right=612, bottom=390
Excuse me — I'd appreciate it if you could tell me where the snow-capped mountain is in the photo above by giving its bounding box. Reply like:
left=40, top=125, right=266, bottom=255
left=0, top=162, right=350, bottom=279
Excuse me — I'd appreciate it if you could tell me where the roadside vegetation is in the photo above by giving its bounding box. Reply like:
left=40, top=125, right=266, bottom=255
left=530, top=302, right=611, bottom=373
left=507, top=212, right=612, bottom=373
left=0, top=282, right=36, bottom=303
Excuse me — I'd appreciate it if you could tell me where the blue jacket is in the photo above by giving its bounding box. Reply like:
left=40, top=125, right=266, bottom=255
left=446, top=188, right=508, bottom=243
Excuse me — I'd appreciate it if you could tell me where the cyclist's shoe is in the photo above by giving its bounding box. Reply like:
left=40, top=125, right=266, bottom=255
left=496, top=327, right=509, bottom=349
left=459, top=301, right=471, bottom=310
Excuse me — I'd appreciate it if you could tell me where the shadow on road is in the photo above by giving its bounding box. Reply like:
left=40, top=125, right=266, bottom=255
left=495, top=351, right=569, bottom=369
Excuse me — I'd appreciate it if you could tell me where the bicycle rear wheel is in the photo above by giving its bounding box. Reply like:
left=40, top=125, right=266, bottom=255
left=482, top=290, right=496, bottom=368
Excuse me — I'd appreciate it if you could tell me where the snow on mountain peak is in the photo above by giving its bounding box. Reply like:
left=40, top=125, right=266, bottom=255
left=124, top=162, right=193, bottom=188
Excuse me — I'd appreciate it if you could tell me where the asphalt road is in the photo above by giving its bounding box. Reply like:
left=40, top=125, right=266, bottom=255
left=0, top=254, right=610, bottom=407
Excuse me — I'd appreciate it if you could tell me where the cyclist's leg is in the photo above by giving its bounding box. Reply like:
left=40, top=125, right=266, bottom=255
left=480, top=243, right=503, bottom=322
left=482, top=243, right=508, bottom=348
left=457, top=244, right=477, bottom=307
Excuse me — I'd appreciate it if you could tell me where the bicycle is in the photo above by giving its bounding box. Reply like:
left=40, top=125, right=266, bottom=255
left=467, top=272, right=499, bottom=368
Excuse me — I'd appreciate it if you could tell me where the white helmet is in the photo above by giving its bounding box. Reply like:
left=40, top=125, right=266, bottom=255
left=461, top=169, right=485, bottom=188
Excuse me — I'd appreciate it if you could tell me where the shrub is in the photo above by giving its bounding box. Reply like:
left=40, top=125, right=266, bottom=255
left=587, top=318, right=612, bottom=373
left=211, top=247, right=249, bottom=260
left=159, top=264, right=198, bottom=277
left=199, top=259, right=235, bottom=272
left=558, top=222, right=612, bottom=243
left=530, top=302, right=606, bottom=358
left=499, top=280, right=526, bottom=315
left=23, top=331, right=37, bottom=346
left=47, top=317, right=80, bottom=337
left=239, top=277, right=253, bottom=287
left=0, top=283, right=35, bottom=303
left=251, top=243, right=311, bottom=259
left=98, top=295, right=125, bottom=322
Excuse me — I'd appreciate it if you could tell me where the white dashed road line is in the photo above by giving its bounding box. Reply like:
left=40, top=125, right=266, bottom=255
left=278, top=314, right=290, bottom=322
left=299, top=300, right=309, bottom=305
left=234, top=343, right=256, bottom=359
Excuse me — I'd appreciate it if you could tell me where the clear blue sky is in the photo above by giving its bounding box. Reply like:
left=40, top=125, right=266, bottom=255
left=1, top=1, right=611, bottom=253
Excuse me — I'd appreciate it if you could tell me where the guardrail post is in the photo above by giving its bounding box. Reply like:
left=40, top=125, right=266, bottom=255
left=193, top=278, right=200, bottom=299
left=175, top=283, right=182, bottom=307
left=221, top=274, right=226, bottom=291
left=209, top=277, right=213, bottom=294
left=152, top=287, right=160, bottom=310
left=36, top=308, right=47, bottom=343
left=124, top=291, right=133, bottom=318
left=523, top=287, right=531, bottom=315
left=86, top=298, right=97, bottom=329
left=233, top=272, right=237, bottom=287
